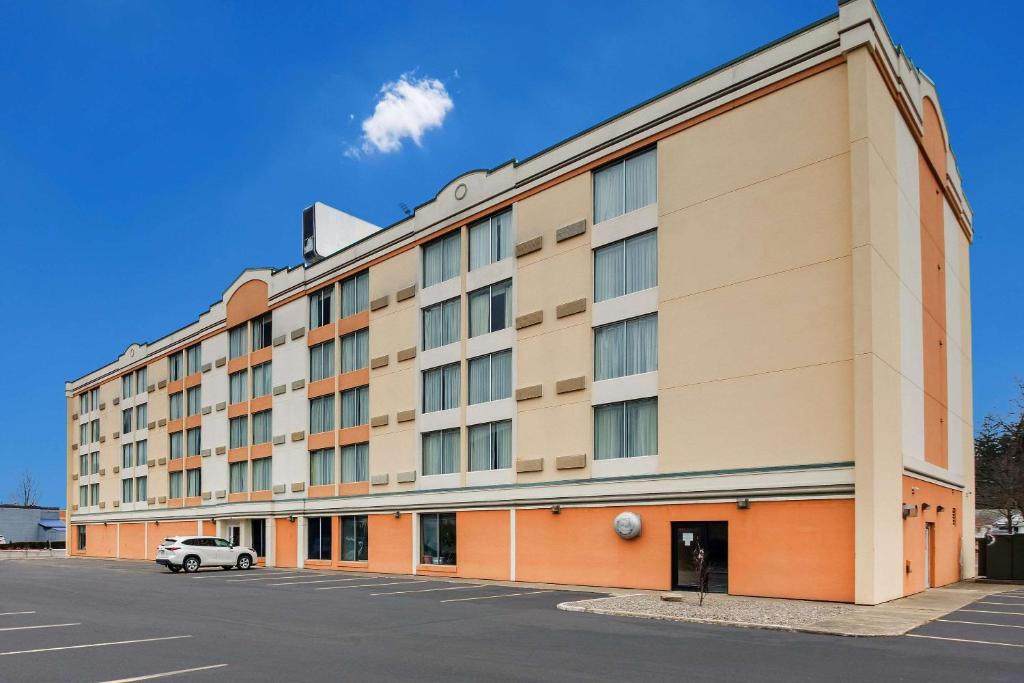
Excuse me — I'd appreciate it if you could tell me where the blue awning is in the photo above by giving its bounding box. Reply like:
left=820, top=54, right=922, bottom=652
left=38, top=519, right=66, bottom=530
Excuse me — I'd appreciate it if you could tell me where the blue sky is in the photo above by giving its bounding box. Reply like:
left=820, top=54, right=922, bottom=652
left=0, top=1, right=1020, bottom=506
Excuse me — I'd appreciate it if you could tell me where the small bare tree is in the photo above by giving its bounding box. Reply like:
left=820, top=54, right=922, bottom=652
left=693, top=539, right=712, bottom=607
left=8, top=470, right=40, bottom=507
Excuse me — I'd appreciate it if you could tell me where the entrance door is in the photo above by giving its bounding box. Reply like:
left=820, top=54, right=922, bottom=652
left=251, top=519, right=266, bottom=558
left=924, top=523, right=934, bottom=589
left=230, top=525, right=241, bottom=547
left=672, top=522, right=728, bottom=592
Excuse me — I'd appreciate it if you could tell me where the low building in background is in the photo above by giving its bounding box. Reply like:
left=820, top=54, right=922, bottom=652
left=64, top=0, right=974, bottom=605
left=0, top=505, right=66, bottom=544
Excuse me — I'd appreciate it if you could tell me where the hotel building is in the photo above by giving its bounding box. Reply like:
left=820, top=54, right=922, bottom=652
left=66, top=0, right=974, bottom=605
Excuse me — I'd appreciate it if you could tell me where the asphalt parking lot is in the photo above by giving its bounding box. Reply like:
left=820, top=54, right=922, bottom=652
left=0, top=558, right=1022, bottom=682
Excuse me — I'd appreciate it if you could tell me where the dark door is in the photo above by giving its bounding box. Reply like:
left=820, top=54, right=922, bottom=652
left=251, top=519, right=266, bottom=558
left=671, top=522, right=728, bottom=592
left=230, top=526, right=241, bottom=547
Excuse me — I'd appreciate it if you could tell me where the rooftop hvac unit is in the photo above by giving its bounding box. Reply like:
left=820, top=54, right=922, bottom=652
left=302, top=202, right=380, bottom=263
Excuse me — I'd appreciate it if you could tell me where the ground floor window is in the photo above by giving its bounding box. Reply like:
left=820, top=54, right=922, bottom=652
left=341, top=515, right=367, bottom=561
left=307, top=516, right=331, bottom=561
left=251, top=519, right=266, bottom=558
left=420, top=512, right=456, bottom=565
left=76, top=525, right=86, bottom=551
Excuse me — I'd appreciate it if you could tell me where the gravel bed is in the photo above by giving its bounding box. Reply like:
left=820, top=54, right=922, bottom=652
left=559, top=592, right=857, bottom=629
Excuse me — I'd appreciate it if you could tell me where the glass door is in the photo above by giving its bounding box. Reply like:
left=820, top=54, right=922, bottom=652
left=671, top=522, right=728, bottom=592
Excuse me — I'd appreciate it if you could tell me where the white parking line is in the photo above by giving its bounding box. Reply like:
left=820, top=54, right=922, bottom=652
left=906, top=634, right=1024, bottom=648
left=0, top=623, right=80, bottom=632
left=98, top=664, right=228, bottom=682
left=0, top=611, right=35, bottom=617
left=0, top=635, right=191, bottom=657
left=961, top=608, right=1024, bottom=616
left=224, top=574, right=309, bottom=582
left=370, top=585, right=486, bottom=596
left=317, top=580, right=424, bottom=591
left=938, top=619, right=1024, bottom=629
left=977, top=601, right=1024, bottom=606
left=441, top=591, right=547, bottom=603
left=269, top=576, right=381, bottom=586
left=191, top=570, right=295, bottom=579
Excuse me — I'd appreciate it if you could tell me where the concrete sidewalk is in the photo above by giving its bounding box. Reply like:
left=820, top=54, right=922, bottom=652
left=558, top=581, right=1020, bottom=636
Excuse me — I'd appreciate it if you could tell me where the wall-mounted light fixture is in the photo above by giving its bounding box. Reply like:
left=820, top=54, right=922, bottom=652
left=393, top=511, right=401, bottom=518
left=937, top=505, right=945, bottom=513
left=288, top=515, right=296, bottom=522
left=921, top=503, right=931, bottom=511
left=550, top=505, right=561, bottom=515
left=736, top=498, right=750, bottom=510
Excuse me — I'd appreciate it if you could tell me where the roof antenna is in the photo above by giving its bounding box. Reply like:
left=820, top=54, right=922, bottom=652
left=399, top=202, right=412, bottom=217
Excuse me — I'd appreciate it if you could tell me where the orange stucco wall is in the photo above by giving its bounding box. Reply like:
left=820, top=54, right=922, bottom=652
left=84, top=523, right=118, bottom=558
left=367, top=514, right=411, bottom=574
left=118, top=523, right=146, bottom=560
left=516, top=499, right=855, bottom=601
left=902, top=475, right=962, bottom=595
left=275, top=517, right=297, bottom=568
left=455, top=510, right=511, bottom=581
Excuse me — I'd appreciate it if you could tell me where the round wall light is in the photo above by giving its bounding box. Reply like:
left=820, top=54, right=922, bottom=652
left=613, top=511, right=642, bottom=540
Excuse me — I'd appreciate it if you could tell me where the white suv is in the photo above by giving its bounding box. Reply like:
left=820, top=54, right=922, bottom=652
left=155, top=536, right=256, bottom=573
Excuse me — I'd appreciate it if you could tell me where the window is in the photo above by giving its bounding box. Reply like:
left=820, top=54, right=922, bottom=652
left=309, top=286, right=333, bottom=329
left=136, top=476, right=147, bottom=501
left=136, top=403, right=147, bottom=428
left=169, top=392, right=183, bottom=420
left=422, top=429, right=459, bottom=476
left=252, top=458, right=272, bottom=491
left=80, top=393, right=89, bottom=414
left=307, top=517, right=332, bottom=561
left=420, top=513, right=456, bottom=565
left=90, top=388, right=99, bottom=411
left=90, top=452, right=100, bottom=475
left=136, top=367, right=147, bottom=394
left=122, top=408, right=132, bottom=434
left=341, top=443, right=368, bottom=483
left=79, top=453, right=87, bottom=475
left=229, top=416, right=249, bottom=449
left=169, top=471, right=183, bottom=499
left=186, top=386, right=201, bottom=416
left=309, top=341, right=335, bottom=382
left=122, top=375, right=133, bottom=399
left=252, top=362, right=272, bottom=398
left=122, top=478, right=134, bottom=503
left=229, top=325, right=248, bottom=359
left=309, top=395, right=335, bottom=433
left=340, top=386, right=369, bottom=428
left=593, top=147, right=657, bottom=223
left=186, top=427, right=201, bottom=456
left=122, top=443, right=133, bottom=469
left=594, top=398, right=658, bottom=460
left=186, top=344, right=202, bottom=375
left=340, top=271, right=369, bottom=318
left=229, top=461, right=248, bottom=493
left=468, top=279, right=512, bottom=337
left=468, top=210, right=512, bottom=270
left=422, top=363, right=460, bottom=413
left=79, top=485, right=88, bottom=508
left=468, top=420, right=512, bottom=471
left=168, top=352, right=183, bottom=381
left=309, top=448, right=335, bottom=485
left=340, top=329, right=368, bottom=373
left=341, top=516, right=368, bottom=562
left=186, top=468, right=201, bottom=497
left=594, top=230, right=657, bottom=303
left=229, top=370, right=248, bottom=404
left=468, top=350, right=512, bottom=404
left=422, top=232, right=461, bottom=288
left=252, top=410, right=272, bottom=445
left=91, top=419, right=100, bottom=442
left=79, top=423, right=88, bottom=446
left=594, top=314, right=658, bottom=381
left=422, top=297, right=460, bottom=350
left=252, top=313, right=273, bottom=351
left=77, top=525, right=86, bottom=551
left=136, top=439, right=148, bottom=466
left=90, top=483, right=99, bottom=506
left=169, top=431, right=183, bottom=460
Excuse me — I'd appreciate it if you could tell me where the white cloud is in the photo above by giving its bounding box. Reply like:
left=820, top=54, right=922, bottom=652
left=351, top=74, right=453, bottom=157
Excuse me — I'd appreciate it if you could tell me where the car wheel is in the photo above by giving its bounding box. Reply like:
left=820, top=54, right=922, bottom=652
left=168, top=565, right=181, bottom=573
left=183, top=556, right=201, bottom=573
left=237, top=554, right=252, bottom=570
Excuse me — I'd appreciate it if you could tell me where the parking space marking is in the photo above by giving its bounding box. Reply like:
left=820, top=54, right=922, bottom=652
left=977, top=601, right=1024, bottom=606
left=441, top=591, right=548, bottom=603
left=0, top=623, right=80, bottom=632
left=191, top=570, right=295, bottom=579
left=906, top=634, right=1024, bottom=648
left=938, top=619, right=1024, bottom=629
left=961, top=608, right=1024, bottom=616
left=0, top=611, right=35, bottom=617
left=316, top=580, right=423, bottom=591
left=224, top=574, right=310, bottom=582
left=269, top=576, right=382, bottom=586
left=0, top=635, right=191, bottom=657
left=370, top=585, right=486, bottom=596
left=97, top=664, right=228, bottom=682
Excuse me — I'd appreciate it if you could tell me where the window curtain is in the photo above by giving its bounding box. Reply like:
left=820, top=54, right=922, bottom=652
left=186, top=468, right=201, bottom=496
left=230, top=416, right=248, bottom=448
left=229, top=326, right=246, bottom=359
left=311, top=341, right=334, bottom=381
left=468, top=424, right=490, bottom=471
left=187, top=346, right=201, bottom=374
left=442, top=233, right=460, bottom=281
left=468, top=356, right=489, bottom=405
left=423, top=367, right=443, bottom=413
left=422, top=431, right=442, bottom=475
left=593, top=162, right=624, bottom=224
left=441, top=429, right=460, bottom=474
left=230, top=371, right=247, bottom=403
left=594, top=322, right=626, bottom=381
left=230, top=461, right=248, bottom=493
left=341, top=443, right=369, bottom=482
left=422, top=305, right=441, bottom=350
left=122, top=479, right=133, bottom=503
left=593, top=403, right=624, bottom=460
left=136, top=440, right=148, bottom=466
left=491, top=350, right=512, bottom=400
left=136, top=368, right=147, bottom=393
left=626, top=398, right=658, bottom=457
left=252, top=458, right=271, bottom=490
left=310, top=449, right=334, bottom=485
left=187, top=428, right=201, bottom=455
left=169, top=432, right=183, bottom=459
left=624, top=148, right=657, bottom=213
left=468, top=289, right=490, bottom=337
left=423, top=240, right=443, bottom=287
left=136, top=476, right=147, bottom=501
left=442, top=300, right=459, bottom=345
left=252, top=411, right=271, bottom=444
left=169, top=472, right=182, bottom=499
left=80, top=486, right=88, bottom=507
left=625, top=230, right=657, bottom=294
left=341, top=386, right=368, bottom=428
left=625, top=315, right=658, bottom=375
left=136, top=404, right=147, bottom=426
left=341, top=272, right=368, bottom=318
left=310, top=395, right=335, bottom=433
left=187, top=387, right=201, bottom=415
left=492, top=211, right=511, bottom=263
left=341, top=330, right=367, bottom=372
left=122, top=444, right=133, bottom=469
left=494, top=420, right=511, bottom=469
left=169, top=393, right=182, bottom=420
left=469, top=220, right=489, bottom=271
left=442, top=364, right=460, bottom=410
left=253, top=363, right=272, bottom=397
left=123, top=409, right=132, bottom=433
left=122, top=376, right=132, bottom=399
left=594, top=241, right=625, bottom=302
